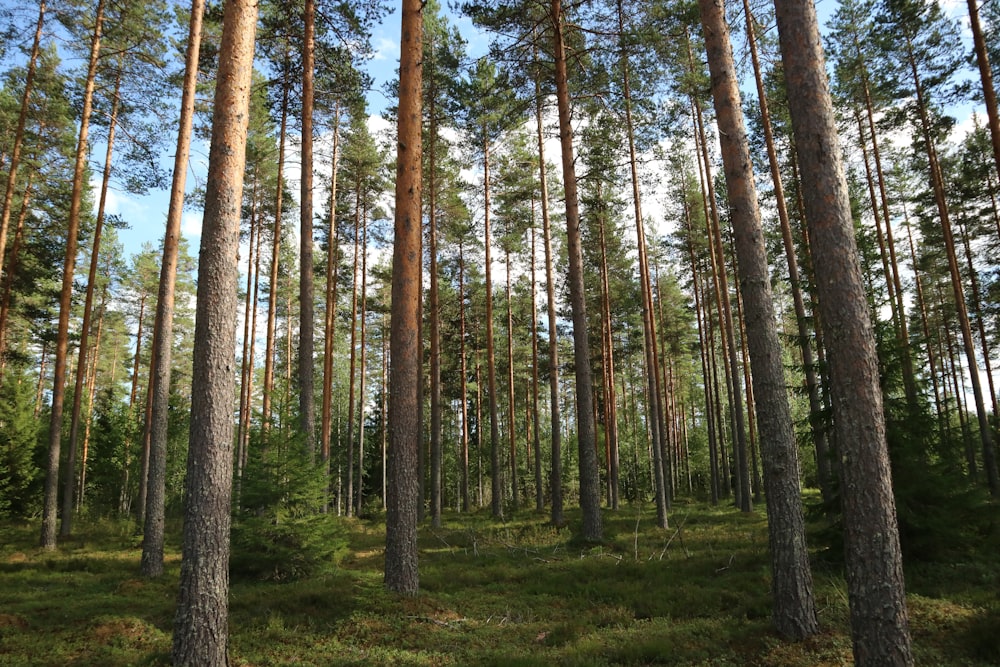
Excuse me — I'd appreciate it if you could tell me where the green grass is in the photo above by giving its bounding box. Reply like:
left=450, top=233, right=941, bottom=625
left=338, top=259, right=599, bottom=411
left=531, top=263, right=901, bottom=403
left=1, top=500, right=997, bottom=665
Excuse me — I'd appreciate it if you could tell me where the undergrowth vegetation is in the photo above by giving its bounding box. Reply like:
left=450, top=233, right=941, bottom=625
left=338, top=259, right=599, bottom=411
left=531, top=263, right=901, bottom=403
left=1, top=500, right=998, bottom=665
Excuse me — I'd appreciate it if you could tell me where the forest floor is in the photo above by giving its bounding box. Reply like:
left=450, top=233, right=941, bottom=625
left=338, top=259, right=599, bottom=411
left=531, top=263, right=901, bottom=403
left=1, top=499, right=998, bottom=665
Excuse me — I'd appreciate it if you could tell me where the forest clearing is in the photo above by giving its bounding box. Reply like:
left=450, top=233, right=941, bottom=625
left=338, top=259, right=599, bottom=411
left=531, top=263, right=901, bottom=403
left=1, top=501, right=998, bottom=666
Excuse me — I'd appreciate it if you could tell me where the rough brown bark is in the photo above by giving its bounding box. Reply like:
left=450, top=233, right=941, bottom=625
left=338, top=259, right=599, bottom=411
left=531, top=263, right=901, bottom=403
left=0, top=0, right=44, bottom=290
left=62, top=69, right=122, bottom=539
left=384, top=0, right=422, bottom=596
left=550, top=0, right=602, bottom=541
left=262, top=73, right=291, bottom=433
left=141, top=0, right=204, bottom=577
left=484, top=134, right=502, bottom=519
left=299, top=0, right=317, bottom=454
left=533, top=48, right=563, bottom=526
left=698, top=0, right=817, bottom=638
left=171, top=0, right=256, bottom=660
left=968, top=0, right=1000, bottom=185
left=773, top=0, right=913, bottom=662
left=321, top=107, right=341, bottom=510
left=40, top=0, right=105, bottom=550
left=741, top=0, right=831, bottom=500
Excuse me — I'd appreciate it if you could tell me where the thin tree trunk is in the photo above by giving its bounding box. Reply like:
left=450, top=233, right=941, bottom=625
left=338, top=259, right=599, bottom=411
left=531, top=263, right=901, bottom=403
left=905, top=34, right=998, bottom=495
left=41, top=0, right=105, bottom=550
left=299, top=0, right=316, bottom=455
left=459, top=240, right=471, bottom=512
left=0, top=0, right=45, bottom=287
left=550, top=0, right=602, bottom=541
left=484, top=133, right=502, bottom=519
left=699, top=0, right=817, bottom=636
left=78, top=285, right=108, bottom=509
left=262, top=73, right=291, bottom=434
left=346, top=185, right=361, bottom=517
left=140, top=0, right=204, bottom=577
left=967, top=0, right=1000, bottom=185
left=506, top=248, right=518, bottom=512
left=172, top=0, right=256, bottom=658
left=356, top=211, right=369, bottom=516
left=321, top=106, right=341, bottom=511
left=533, top=45, right=563, bottom=526
left=529, top=223, right=543, bottom=511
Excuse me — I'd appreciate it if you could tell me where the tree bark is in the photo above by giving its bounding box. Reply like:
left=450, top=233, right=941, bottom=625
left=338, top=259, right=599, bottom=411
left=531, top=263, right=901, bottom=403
left=384, top=0, right=422, bottom=596
left=299, top=0, right=316, bottom=455
left=62, top=69, right=122, bottom=539
left=773, top=0, right=913, bottom=661
left=171, top=0, right=256, bottom=660
left=41, top=0, right=105, bottom=550
left=550, top=0, right=602, bottom=541
left=533, top=46, right=563, bottom=526
left=698, top=0, right=817, bottom=637
left=0, top=0, right=44, bottom=291
left=141, top=0, right=204, bottom=577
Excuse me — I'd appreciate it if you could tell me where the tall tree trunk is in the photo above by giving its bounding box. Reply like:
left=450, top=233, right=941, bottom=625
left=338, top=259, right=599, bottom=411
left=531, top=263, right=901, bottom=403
left=41, top=0, right=105, bottom=550
left=345, top=187, right=362, bottom=517
left=78, top=285, right=108, bottom=509
left=0, top=0, right=44, bottom=289
left=428, top=87, right=443, bottom=527
left=739, top=0, right=833, bottom=496
left=459, top=240, right=471, bottom=512
left=597, top=211, right=619, bottom=510
left=356, top=211, right=369, bottom=516
left=236, top=187, right=259, bottom=496
left=772, top=0, right=913, bottom=661
left=0, top=173, right=33, bottom=375
left=698, top=0, right=817, bottom=637
left=140, top=0, right=204, bottom=577
left=550, top=0, right=602, bottom=541
left=299, top=0, right=316, bottom=455
left=171, top=0, right=256, bottom=658
left=529, top=222, right=543, bottom=511
left=904, top=34, right=999, bottom=496
left=967, top=0, right=1000, bottom=184
left=506, top=248, right=518, bottom=512
left=619, top=0, right=667, bottom=525
left=533, top=45, right=563, bottom=526
left=484, top=133, right=502, bottom=519
left=321, top=107, right=341, bottom=511
left=62, top=69, right=122, bottom=538
left=384, top=0, right=422, bottom=595
left=262, top=74, right=291, bottom=434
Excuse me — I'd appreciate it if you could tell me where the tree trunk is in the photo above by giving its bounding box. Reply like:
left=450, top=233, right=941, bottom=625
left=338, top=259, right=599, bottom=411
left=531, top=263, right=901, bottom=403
left=0, top=0, right=44, bottom=289
left=534, top=45, right=563, bottom=526
left=459, top=240, right=471, bottom=512
left=773, top=0, right=913, bottom=662
left=62, top=69, right=122, bottom=538
left=321, top=106, right=341, bottom=511
left=384, top=0, right=422, bottom=595
left=346, top=186, right=362, bottom=517
left=506, top=248, right=518, bottom=512
left=904, top=34, right=998, bottom=496
left=550, top=0, right=602, bottom=541
left=530, top=223, right=543, bottom=511
left=699, top=0, right=818, bottom=637
left=41, top=0, right=105, bottom=550
left=140, top=0, right=204, bottom=577
left=356, top=211, right=369, bottom=516
left=484, top=133, right=502, bottom=519
left=299, top=0, right=316, bottom=455
left=262, top=74, right=291, bottom=434
left=967, top=0, right=1000, bottom=185
left=171, top=0, right=256, bottom=659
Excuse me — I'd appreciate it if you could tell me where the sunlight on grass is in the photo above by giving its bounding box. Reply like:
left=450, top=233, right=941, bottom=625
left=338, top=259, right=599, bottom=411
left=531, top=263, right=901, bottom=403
left=1, top=501, right=996, bottom=665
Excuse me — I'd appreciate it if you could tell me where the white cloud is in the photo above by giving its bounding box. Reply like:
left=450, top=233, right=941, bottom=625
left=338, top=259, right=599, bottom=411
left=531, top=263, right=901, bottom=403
left=181, top=211, right=202, bottom=239
left=371, top=35, right=399, bottom=63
